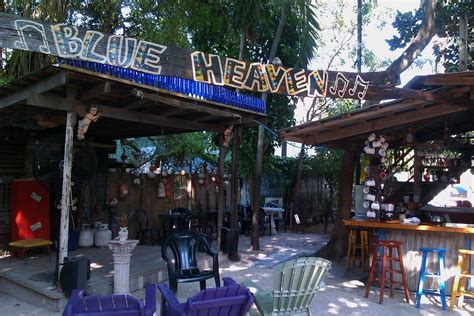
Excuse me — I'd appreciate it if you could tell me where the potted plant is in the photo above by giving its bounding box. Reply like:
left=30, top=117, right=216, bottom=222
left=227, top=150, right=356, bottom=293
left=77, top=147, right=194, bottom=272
left=115, top=210, right=134, bottom=241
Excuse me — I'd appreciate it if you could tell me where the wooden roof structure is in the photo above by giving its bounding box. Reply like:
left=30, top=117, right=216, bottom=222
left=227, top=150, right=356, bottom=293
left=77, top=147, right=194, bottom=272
left=280, top=71, right=474, bottom=149
left=0, top=60, right=266, bottom=141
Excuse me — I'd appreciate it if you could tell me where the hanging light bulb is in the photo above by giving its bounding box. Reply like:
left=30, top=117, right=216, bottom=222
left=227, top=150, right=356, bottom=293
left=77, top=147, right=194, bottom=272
left=180, top=169, right=185, bottom=176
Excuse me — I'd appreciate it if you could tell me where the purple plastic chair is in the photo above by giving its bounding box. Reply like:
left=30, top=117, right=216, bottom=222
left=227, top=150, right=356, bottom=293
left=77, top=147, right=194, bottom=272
left=62, top=284, right=156, bottom=316
left=157, top=277, right=253, bottom=316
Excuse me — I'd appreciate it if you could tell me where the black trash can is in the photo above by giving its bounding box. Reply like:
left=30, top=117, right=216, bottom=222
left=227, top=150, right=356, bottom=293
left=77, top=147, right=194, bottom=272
left=220, top=227, right=229, bottom=253
left=220, top=227, right=239, bottom=254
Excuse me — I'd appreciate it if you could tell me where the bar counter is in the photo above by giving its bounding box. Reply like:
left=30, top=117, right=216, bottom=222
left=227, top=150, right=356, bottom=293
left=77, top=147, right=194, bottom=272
left=344, top=219, right=473, bottom=294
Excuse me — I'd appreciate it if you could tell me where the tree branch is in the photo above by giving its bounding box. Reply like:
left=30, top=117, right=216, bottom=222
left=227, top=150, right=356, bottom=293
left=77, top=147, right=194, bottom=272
left=386, top=0, right=436, bottom=75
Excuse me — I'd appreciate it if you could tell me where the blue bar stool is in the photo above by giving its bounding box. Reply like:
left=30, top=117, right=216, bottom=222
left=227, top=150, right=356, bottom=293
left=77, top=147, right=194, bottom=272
left=415, top=247, right=447, bottom=310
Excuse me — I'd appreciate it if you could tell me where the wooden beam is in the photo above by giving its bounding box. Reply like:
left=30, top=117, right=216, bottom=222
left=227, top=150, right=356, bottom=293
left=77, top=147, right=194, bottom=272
left=130, top=88, right=242, bottom=119
left=26, top=94, right=224, bottom=132
left=281, top=100, right=425, bottom=137
left=79, top=81, right=111, bottom=101
left=158, top=107, right=186, bottom=117
left=0, top=71, right=67, bottom=109
left=0, top=108, right=44, bottom=127
left=298, top=102, right=467, bottom=146
left=420, top=76, right=474, bottom=86
left=123, top=99, right=149, bottom=110
left=388, top=87, right=474, bottom=107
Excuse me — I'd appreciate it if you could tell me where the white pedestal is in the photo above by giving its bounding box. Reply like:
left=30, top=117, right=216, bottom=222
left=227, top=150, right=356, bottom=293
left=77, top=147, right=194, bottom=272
left=108, top=239, right=139, bottom=294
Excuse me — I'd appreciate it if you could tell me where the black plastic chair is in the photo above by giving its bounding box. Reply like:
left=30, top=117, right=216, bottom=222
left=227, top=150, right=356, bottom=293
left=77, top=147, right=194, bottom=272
left=161, top=230, right=220, bottom=294
left=169, top=207, right=192, bottom=231
left=135, top=208, right=159, bottom=245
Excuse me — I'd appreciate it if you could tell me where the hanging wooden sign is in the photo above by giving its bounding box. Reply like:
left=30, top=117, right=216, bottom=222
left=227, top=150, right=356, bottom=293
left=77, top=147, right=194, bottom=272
left=0, top=13, right=398, bottom=100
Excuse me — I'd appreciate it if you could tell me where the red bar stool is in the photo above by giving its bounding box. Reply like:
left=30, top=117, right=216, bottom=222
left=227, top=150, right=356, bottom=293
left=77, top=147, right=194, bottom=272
left=365, top=240, right=410, bottom=304
left=345, top=227, right=369, bottom=272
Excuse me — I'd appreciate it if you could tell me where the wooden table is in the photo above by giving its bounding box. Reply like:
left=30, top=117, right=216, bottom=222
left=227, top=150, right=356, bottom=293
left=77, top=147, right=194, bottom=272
left=9, top=238, right=52, bottom=263
left=344, top=220, right=474, bottom=293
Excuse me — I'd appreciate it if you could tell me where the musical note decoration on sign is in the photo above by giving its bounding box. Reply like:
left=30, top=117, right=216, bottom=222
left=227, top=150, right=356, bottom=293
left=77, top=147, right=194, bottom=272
left=348, top=75, right=370, bottom=99
left=0, top=12, right=399, bottom=100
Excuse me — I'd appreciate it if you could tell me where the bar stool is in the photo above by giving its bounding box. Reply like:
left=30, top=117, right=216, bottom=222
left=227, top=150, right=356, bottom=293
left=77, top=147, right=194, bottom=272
left=345, top=227, right=369, bottom=272
left=365, top=240, right=410, bottom=304
left=415, top=247, right=446, bottom=310
left=450, top=249, right=474, bottom=311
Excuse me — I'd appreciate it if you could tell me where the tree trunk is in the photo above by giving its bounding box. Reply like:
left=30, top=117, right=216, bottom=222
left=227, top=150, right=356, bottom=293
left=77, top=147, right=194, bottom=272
left=364, top=0, right=436, bottom=107
left=459, top=10, right=468, bottom=71
left=0, top=0, right=4, bottom=71
left=386, top=0, right=436, bottom=75
left=316, top=150, right=356, bottom=259
left=292, top=144, right=305, bottom=220
left=250, top=2, right=291, bottom=250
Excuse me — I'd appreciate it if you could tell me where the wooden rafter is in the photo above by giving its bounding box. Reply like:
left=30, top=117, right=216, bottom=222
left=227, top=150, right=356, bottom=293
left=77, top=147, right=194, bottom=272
left=130, top=89, right=243, bottom=119
left=79, top=81, right=111, bottom=101
left=26, top=94, right=225, bottom=133
left=0, top=71, right=67, bottom=110
left=285, top=102, right=467, bottom=146
left=0, top=107, right=45, bottom=127
left=282, top=100, right=425, bottom=137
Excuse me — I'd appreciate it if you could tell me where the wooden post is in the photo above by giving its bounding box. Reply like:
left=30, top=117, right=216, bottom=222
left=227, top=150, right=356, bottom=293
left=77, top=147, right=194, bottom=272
left=229, top=126, right=240, bottom=261
left=251, top=124, right=264, bottom=250
left=216, top=146, right=225, bottom=252
left=413, top=147, right=422, bottom=204
left=230, top=127, right=240, bottom=231
left=58, top=110, right=76, bottom=281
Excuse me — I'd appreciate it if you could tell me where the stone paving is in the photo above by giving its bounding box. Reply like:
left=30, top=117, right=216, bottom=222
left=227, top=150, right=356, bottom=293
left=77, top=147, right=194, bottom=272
left=1, top=231, right=473, bottom=315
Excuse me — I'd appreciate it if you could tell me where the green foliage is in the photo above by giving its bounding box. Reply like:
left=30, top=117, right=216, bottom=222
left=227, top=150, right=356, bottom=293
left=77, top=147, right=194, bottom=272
left=387, top=1, right=473, bottom=72
left=306, top=147, right=344, bottom=188
left=120, top=132, right=218, bottom=172
left=72, top=0, right=126, bottom=33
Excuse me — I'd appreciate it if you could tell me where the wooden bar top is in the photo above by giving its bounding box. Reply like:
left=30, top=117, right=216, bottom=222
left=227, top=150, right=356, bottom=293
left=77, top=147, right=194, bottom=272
left=344, top=219, right=474, bottom=234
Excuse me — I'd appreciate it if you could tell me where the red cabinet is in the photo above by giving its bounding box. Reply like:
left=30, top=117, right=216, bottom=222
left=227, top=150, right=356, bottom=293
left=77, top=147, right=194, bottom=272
left=10, top=179, right=50, bottom=241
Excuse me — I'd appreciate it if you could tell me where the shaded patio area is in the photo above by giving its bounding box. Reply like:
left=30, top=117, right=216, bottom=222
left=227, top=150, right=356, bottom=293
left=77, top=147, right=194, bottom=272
left=1, top=230, right=473, bottom=315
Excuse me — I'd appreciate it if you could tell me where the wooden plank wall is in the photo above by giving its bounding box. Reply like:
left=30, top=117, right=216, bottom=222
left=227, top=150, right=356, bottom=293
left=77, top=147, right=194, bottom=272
left=100, top=171, right=222, bottom=240
left=384, top=230, right=473, bottom=295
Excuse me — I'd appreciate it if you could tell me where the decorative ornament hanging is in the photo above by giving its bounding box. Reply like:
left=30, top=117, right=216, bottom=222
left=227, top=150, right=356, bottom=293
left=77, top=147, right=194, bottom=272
left=362, top=133, right=390, bottom=220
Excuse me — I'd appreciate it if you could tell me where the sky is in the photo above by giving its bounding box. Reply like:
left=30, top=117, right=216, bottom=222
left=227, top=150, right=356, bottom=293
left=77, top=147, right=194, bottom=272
left=281, top=0, right=435, bottom=157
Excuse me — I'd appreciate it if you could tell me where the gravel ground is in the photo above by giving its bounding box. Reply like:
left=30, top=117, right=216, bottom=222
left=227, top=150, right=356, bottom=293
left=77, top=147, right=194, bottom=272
left=1, top=231, right=473, bottom=315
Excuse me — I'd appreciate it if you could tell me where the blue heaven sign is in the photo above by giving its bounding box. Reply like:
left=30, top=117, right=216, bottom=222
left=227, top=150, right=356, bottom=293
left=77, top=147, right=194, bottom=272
left=0, top=13, right=398, bottom=100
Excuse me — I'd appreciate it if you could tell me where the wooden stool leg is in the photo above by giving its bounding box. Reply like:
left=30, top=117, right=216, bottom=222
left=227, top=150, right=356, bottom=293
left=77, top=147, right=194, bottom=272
left=380, top=245, right=387, bottom=304
left=346, top=230, right=353, bottom=270
left=397, top=244, right=410, bottom=304
left=365, top=244, right=378, bottom=299
left=389, top=246, right=394, bottom=297
left=351, top=232, right=357, bottom=270
left=450, top=253, right=463, bottom=311
left=458, top=253, right=469, bottom=309
left=438, top=252, right=446, bottom=311
left=361, top=231, right=367, bottom=272
left=364, top=231, right=369, bottom=271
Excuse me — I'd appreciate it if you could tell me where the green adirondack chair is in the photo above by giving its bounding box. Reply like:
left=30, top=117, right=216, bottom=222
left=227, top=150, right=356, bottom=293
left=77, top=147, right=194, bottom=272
left=242, top=257, right=331, bottom=316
